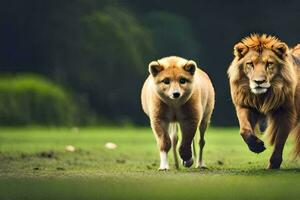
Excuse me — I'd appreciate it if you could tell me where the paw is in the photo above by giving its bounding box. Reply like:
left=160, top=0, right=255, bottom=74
left=267, top=157, right=282, bottom=169
left=182, top=158, right=194, bottom=168
left=159, top=151, right=169, bottom=171
left=196, top=161, right=208, bottom=169
left=158, top=163, right=169, bottom=171
left=158, top=166, right=169, bottom=171
left=267, top=164, right=280, bottom=170
left=242, top=134, right=266, bottom=154
left=196, top=166, right=208, bottom=170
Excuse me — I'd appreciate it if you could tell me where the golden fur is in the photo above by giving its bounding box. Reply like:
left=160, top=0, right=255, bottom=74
left=228, top=34, right=300, bottom=169
left=141, top=56, right=215, bottom=170
left=291, top=44, right=300, bottom=55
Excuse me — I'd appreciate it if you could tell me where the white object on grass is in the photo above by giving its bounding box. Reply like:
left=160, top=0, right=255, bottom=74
left=65, top=145, right=76, bottom=152
left=105, top=142, right=117, bottom=150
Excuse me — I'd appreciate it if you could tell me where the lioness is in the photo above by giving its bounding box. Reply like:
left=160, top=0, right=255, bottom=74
left=141, top=56, right=215, bottom=170
left=228, top=34, right=300, bottom=169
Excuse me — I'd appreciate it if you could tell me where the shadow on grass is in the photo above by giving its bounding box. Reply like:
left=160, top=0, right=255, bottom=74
left=173, top=167, right=300, bottom=176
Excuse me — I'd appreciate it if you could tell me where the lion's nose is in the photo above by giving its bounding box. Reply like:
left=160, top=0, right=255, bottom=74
left=254, top=79, right=266, bottom=85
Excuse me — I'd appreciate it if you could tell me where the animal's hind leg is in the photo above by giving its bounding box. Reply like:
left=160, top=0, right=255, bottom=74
left=196, top=120, right=208, bottom=169
left=169, top=123, right=179, bottom=169
left=267, top=110, right=295, bottom=169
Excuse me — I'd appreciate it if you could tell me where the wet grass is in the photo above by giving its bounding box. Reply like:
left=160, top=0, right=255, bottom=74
left=0, top=127, right=300, bottom=200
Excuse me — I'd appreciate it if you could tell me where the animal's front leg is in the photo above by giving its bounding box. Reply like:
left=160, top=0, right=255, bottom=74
left=267, top=109, right=295, bottom=169
left=236, top=106, right=266, bottom=153
left=150, top=119, right=171, bottom=170
left=179, top=118, right=199, bottom=168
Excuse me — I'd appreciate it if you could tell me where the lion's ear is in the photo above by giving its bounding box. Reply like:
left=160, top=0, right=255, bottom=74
left=183, top=60, right=197, bottom=75
left=149, top=61, right=164, bottom=77
left=234, top=42, right=249, bottom=59
left=272, top=42, right=288, bottom=58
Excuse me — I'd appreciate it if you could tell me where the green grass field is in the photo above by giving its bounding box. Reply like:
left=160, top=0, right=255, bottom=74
left=0, top=127, right=300, bottom=200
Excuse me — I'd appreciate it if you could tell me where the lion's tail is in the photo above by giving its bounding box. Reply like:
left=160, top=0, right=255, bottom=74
left=292, top=123, right=300, bottom=158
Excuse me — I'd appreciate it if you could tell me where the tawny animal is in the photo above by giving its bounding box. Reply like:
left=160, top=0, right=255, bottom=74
left=141, top=56, right=215, bottom=170
left=227, top=34, right=300, bottom=169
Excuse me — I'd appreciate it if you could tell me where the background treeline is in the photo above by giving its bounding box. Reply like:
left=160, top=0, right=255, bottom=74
left=0, top=0, right=300, bottom=126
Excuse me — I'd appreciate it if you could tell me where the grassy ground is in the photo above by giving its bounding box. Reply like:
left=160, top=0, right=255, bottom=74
left=0, top=127, right=300, bottom=200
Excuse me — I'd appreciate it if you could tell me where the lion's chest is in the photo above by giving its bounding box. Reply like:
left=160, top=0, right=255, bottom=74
left=236, top=90, right=284, bottom=114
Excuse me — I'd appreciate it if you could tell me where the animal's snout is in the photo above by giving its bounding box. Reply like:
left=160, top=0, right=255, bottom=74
left=172, top=92, right=180, bottom=99
left=253, top=79, right=266, bottom=85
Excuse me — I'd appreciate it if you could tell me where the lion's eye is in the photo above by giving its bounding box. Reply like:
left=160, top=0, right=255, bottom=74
left=266, top=61, right=274, bottom=67
left=246, top=62, right=254, bottom=68
left=162, top=78, right=170, bottom=85
left=179, top=78, right=187, bottom=84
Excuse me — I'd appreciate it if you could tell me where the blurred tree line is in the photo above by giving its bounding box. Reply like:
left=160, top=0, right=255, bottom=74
left=0, top=0, right=300, bottom=126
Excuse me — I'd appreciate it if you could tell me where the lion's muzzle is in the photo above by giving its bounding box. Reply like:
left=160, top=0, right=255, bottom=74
left=250, top=79, right=271, bottom=94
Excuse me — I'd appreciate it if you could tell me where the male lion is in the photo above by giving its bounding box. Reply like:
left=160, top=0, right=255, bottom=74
left=227, top=34, right=300, bottom=169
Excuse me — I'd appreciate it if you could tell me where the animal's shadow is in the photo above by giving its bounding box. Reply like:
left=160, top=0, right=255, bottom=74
left=175, top=167, right=300, bottom=176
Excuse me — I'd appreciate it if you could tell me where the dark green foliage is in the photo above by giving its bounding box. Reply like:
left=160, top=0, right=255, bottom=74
left=0, top=74, right=76, bottom=125
left=143, top=11, right=201, bottom=59
left=2, top=1, right=300, bottom=125
left=0, top=1, right=202, bottom=125
left=54, top=6, right=154, bottom=124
